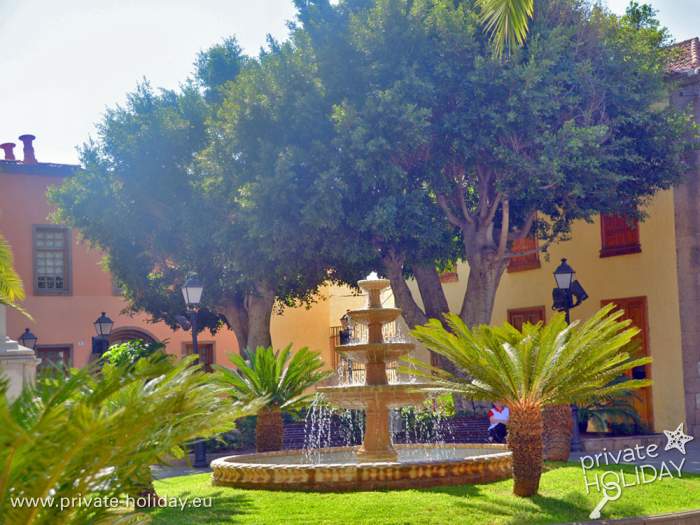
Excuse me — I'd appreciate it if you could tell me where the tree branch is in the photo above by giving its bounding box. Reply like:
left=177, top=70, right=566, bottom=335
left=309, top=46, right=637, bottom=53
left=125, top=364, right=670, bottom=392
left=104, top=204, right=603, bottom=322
left=437, top=193, right=467, bottom=228
left=509, top=210, right=537, bottom=241
left=496, top=199, right=509, bottom=260
left=504, top=237, right=555, bottom=259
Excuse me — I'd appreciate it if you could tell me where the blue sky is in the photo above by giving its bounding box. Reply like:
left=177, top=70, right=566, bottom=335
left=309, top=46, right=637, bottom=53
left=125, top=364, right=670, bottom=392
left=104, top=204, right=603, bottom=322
left=0, top=0, right=697, bottom=165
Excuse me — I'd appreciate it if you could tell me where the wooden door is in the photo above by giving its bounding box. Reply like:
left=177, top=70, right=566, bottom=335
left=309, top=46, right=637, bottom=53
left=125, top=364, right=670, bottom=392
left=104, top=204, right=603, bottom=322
left=36, top=346, right=71, bottom=374
left=601, top=297, right=653, bottom=429
left=507, top=306, right=546, bottom=331
left=184, top=342, right=215, bottom=372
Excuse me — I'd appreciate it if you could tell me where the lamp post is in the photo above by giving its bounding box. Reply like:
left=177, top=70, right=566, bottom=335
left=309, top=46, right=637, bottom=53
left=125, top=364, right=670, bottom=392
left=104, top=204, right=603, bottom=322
left=181, top=272, right=208, bottom=468
left=92, top=312, right=114, bottom=357
left=18, top=328, right=38, bottom=350
left=552, top=258, right=588, bottom=452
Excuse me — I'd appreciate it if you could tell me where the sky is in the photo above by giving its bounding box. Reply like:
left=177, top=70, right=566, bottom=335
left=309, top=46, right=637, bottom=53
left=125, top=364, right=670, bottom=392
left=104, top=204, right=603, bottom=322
left=0, top=0, right=698, bottom=165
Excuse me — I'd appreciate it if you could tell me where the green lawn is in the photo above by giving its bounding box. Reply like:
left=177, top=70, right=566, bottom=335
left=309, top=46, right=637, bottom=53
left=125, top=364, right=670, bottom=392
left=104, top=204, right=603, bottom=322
left=148, top=463, right=700, bottom=525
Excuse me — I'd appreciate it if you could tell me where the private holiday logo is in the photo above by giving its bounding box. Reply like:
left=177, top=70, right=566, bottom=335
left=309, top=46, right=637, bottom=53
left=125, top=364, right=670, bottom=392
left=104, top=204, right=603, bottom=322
left=579, top=422, right=694, bottom=519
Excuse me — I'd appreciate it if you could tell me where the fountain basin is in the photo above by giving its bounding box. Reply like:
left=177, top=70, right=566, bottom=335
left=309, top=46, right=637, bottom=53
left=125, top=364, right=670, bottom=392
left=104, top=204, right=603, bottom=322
left=318, top=384, right=429, bottom=410
left=348, top=308, right=402, bottom=325
left=211, top=443, right=512, bottom=491
left=336, top=342, right=413, bottom=363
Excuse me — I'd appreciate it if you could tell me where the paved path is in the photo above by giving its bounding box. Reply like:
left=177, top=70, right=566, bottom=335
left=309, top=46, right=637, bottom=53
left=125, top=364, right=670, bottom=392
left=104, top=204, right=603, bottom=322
left=569, top=439, right=700, bottom=474
left=151, top=451, right=239, bottom=480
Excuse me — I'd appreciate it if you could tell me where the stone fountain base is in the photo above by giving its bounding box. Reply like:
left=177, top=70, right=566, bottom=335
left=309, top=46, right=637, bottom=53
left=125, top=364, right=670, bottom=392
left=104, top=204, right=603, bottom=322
left=211, top=443, right=511, bottom=491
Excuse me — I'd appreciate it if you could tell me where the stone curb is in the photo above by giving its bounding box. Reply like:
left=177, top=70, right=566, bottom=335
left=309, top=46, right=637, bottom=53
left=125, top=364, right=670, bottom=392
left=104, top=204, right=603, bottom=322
left=570, top=509, right=700, bottom=524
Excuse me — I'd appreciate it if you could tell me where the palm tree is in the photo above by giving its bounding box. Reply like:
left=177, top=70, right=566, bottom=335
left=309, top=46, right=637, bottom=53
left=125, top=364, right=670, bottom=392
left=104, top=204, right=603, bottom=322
left=219, top=344, right=332, bottom=452
left=0, top=353, right=257, bottom=524
left=0, top=234, right=31, bottom=319
left=409, top=304, right=651, bottom=497
left=477, top=0, right=534, bottom=57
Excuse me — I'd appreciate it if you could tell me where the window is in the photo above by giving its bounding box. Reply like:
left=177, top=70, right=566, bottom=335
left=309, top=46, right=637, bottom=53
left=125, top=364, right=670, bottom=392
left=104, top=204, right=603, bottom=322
left=33, top=225, right=71, bottom=294
left=600, top=214, right=641, bottom=258
left=507, top=306, right=545, bottom=331
left=184, top=342, right=215, bottom=372
left=36, top=345, right=71, bottom=374
left=507, top=235, right=541, bottom=273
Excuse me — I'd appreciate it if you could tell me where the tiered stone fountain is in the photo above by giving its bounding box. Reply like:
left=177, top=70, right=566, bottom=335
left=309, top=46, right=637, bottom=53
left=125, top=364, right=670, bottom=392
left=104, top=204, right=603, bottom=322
left=211, top=275, right=512, bottom=491
left=317, top=275, right=429, bottom=462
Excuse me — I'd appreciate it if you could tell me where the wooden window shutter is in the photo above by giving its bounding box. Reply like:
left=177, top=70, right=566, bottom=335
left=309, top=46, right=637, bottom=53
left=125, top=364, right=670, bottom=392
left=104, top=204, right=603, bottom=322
left=600, top=214, right=641, bottom=257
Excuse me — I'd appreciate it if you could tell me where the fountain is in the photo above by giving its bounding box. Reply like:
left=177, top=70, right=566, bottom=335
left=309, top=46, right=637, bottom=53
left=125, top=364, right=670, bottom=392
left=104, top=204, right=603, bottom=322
left=211, top=275, right=511, bottom=490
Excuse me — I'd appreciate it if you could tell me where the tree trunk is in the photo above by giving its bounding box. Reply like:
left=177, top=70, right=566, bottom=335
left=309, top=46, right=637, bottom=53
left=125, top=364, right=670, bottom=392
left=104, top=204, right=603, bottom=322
left=459, top=256, right=506, bottom=327
left=382, top=253, right=427, bottom=328
left=132, top=467, right=163, bottom=508
left=508, top=404, right=544, bottom=497
left=246, top=281, right=275, bottom=352
left=413, top=264, right=450, bottom=322
left=543, top=404, right=573, bottom=462
left=223, top=296, right=249, bottom=354
left=256, top=407, right=284, bottom=452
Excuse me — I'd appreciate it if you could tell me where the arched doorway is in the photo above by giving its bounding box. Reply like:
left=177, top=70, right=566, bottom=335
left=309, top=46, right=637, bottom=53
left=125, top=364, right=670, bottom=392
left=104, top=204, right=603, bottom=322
left=108, top=326, right=159, bottom=346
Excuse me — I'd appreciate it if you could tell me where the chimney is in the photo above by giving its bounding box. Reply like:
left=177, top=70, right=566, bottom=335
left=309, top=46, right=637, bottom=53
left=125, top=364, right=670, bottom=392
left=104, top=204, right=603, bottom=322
left=18, top=134, right=37, bottom=164
left=0, top=142, right=16, bottom=160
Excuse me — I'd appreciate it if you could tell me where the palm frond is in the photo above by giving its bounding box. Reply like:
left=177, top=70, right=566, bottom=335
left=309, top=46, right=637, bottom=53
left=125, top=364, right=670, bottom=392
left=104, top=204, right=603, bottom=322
left=0, top=234, right=32, bottom=320
left=477, top=0, right=534, bottom=57
left=219, top=345, right=332, bottom=411
left=409, top=304, right=651, bottom=409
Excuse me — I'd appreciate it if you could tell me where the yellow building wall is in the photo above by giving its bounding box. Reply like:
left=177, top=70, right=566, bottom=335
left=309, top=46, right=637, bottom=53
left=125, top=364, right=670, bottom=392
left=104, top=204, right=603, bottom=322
left=270, top=290, right=333, bottom=368
left=402, top=189, right=685, bottom=433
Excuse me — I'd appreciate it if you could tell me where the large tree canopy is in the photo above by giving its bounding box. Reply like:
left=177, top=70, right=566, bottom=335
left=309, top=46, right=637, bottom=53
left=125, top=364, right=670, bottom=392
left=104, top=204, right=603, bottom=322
left=296, top=0, right=694, bottom=327
left=50, top=38, right=352, bottom=353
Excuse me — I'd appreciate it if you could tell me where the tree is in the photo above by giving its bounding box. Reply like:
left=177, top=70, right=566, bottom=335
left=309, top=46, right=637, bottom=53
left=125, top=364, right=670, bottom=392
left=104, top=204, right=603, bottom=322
left=409, top=304, right=651, bottom=496
left=296, top=0, right=693, bottom=329
left=0, top=354, right=257, bottom=524
left=219, top=344, right=332, bottom=452
left=50, top=38, right=342, bottom=353
left=0, top=234, right=29, bottom=318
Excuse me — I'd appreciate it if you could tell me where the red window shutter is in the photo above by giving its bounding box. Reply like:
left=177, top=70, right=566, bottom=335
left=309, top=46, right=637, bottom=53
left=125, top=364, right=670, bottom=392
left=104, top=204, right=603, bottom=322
left=507, top=236, right=541, bottom=272
left=507, top=306, right=546, bottom=331
left=600, top=214, right=641, bottom=257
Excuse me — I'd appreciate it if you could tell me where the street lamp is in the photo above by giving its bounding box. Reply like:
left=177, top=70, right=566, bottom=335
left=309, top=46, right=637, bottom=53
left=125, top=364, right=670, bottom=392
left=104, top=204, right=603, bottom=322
left=92, top=312, right=114, bottom=357
left=552, top=258, right=589, bottom=452
left=552, top=259, right=588, bottom=324
left=181, top=272, right=208, bottom=468
left=18, top=328, right=38, bottom=350
left=94, top=312, right=114, bottom=338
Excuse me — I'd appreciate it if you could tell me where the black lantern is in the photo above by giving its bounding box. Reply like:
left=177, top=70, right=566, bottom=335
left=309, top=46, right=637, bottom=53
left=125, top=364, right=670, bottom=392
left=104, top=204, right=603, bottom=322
left=94, top=312, right=114, bottom=337
left=18, top=328, right=38, bottom=350
left=181, top=273, right=203, bottom=307
left=553, top=258, right=575, bottom=290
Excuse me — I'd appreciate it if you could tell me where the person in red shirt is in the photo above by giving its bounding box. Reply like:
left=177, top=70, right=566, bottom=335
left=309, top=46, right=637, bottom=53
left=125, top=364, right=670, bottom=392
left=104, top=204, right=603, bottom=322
left=487, top=402, right=509, bottom=443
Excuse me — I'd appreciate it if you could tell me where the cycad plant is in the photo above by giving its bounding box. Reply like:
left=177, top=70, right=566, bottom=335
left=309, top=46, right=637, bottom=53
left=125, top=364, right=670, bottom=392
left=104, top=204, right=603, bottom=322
left=219, top=345, right=332, bottom=452
left=409, top=304, right=651, bottom=497
left=0, top=234, right=30, bottom=319
left=0, top=354, right=256, bottom=525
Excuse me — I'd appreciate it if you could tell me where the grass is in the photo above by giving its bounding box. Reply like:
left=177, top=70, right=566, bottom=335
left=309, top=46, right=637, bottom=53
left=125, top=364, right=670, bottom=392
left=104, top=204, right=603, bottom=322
left=148, top=463, right=700, bottom=525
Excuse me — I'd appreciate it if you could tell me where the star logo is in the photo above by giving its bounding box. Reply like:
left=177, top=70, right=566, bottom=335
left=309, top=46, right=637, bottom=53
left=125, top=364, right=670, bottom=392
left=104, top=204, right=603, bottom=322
left=664, top=423, right=694, bottom=454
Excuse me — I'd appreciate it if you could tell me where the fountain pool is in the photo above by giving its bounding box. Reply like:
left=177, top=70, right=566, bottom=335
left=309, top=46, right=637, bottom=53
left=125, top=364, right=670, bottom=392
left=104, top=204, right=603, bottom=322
left=211, top=275, right=512, bottom=491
